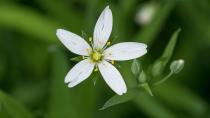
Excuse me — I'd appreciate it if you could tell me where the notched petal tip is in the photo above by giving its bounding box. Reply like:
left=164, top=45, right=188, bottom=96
left=105, top=5, right=110, bottom=10
left=93, top=5, right=113, bottom=49
left=56, top=29, right=63, bottom=34
left=117, top=89, right=127, bottom=96
left=56, top=29, right=66, bottom=38
left=143, top=44, right=148, bottom=49
left=67, top=83, right=74, bottom=88
left=64, top=77, right=70, bottom=84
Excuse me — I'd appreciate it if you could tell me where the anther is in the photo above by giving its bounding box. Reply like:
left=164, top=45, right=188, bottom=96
left=107, top=41, right=111, bottom=45
left=94, top=67, right=98, bottom=72
left=89, top=37, right=94, bottom=47
left=89, top=37, right=92, bottom=42
left=111, top=60, right=115, bottom=64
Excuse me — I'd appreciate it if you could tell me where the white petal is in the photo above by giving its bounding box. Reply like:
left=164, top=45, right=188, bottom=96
left=65, top=59, right=95, bottom=87
left=98, top=61, right=127, bottom=95
left=104, top=42, right=147, bottom=61
left=93, top=6, right=113, bottom=49
left=56, top=29, right=92, bottom=56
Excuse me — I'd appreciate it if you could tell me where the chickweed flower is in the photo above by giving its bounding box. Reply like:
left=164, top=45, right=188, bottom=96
left=56, top=6, right=147, bottom=95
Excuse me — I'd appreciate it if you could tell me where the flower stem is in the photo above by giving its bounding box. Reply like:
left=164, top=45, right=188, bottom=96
left=154, top=71, right=173, bottom=85
left=139, top=83, right=153, bottom=96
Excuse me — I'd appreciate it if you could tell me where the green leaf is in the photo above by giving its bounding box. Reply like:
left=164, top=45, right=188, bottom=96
left=161, top=28, right=181, bottom=60
left=0, top=4, right=60, bottom=43
left=36, top=0, right=83, bottom=32
left=0, top=90, right=34, bottom=118
left=47, top=49, right=78, bottom=118
left=0, top=54, right=6, bottom=80
left=135, top=0, right=176, bottom=45
left=100, top=89, right=138, bottom=110
left=151, top=28, right=181, bottom=77
left=134, top=92, right=176, bottom=118
left=155, top=82, right=208, bottom=116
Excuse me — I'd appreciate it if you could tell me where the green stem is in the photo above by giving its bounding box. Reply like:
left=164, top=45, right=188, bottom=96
left=154, top=71, right=173, bottom=85
left=139, top=83, right=154, bottom=96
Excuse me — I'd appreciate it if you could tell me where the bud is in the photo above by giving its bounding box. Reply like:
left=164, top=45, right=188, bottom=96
left=138, top=71, right=147, bottom=83
left=131, top=59, right=140, bottom=76
left=151, top=60, right=164, bottom=77
left=170, top=59, right=185, bottom=74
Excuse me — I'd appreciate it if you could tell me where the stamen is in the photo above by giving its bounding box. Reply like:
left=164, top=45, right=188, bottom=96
left=107, top=41, right=111, bottom=46
left=89, top=37, right=92, bottom=42
left=102, top=41, right=111, bottom=50
left=94, top=66, right=98, bottom=71
left=89, top=37, right=94, bottom=47
left=111, top=60, right=115, bottom=64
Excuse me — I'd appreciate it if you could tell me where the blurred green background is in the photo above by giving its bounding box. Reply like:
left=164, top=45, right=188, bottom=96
left=0, top=0, right=210, bottom=118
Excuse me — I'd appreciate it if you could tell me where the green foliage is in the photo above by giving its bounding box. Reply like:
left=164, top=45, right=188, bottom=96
left=100, top=89, right=138, bottom=110
left=134, top=92, right=176, bottom=118
left=46, top=49, right=78, bottom=118
left=0, top=4, right=60, bottom=43
left=0, top=0, right=209, bottom=118
left=135, top=0, right=176, bottom=45
left=0, top=90, right=34, bottom=118
left=156, top=82, right=208, bottom=116
left=151, top=28, right=181, bottom=77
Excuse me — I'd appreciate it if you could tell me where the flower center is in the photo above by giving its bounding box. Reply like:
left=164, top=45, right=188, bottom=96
left=91, top=51, right=102, bottom=62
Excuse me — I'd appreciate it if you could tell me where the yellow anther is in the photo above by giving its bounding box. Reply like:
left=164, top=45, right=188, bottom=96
left=111, top=60, right=115, bottom=64
left=94, top=67, right=98, bottom=72
left=89, top=37, right=92, bottom=42
left=107, top=41, right=111, bottom=45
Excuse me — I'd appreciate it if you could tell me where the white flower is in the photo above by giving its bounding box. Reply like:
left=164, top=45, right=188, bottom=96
left=56, top=6, right=147, bottom=95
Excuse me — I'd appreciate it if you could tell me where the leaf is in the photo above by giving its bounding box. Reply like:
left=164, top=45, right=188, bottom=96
left=36, top=0, right=83, bottom=32
left=46, top=49, right=78, bottom=118
left=135, top=0, right=176, bottom=45
left=0, top=90, right=34, bottom=118
left=100, top=88, right=138, bottom=110
left=161, top=28, right=181, bottom=61
left=151, top=28, right=181, bottom=77
left=155, top=82, right=208, bottom=116
left=0, top=54, right=6, bottom=80
left=0, top=4, right=60, bottom=43
left=134, top=92, right=176, bottom=118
